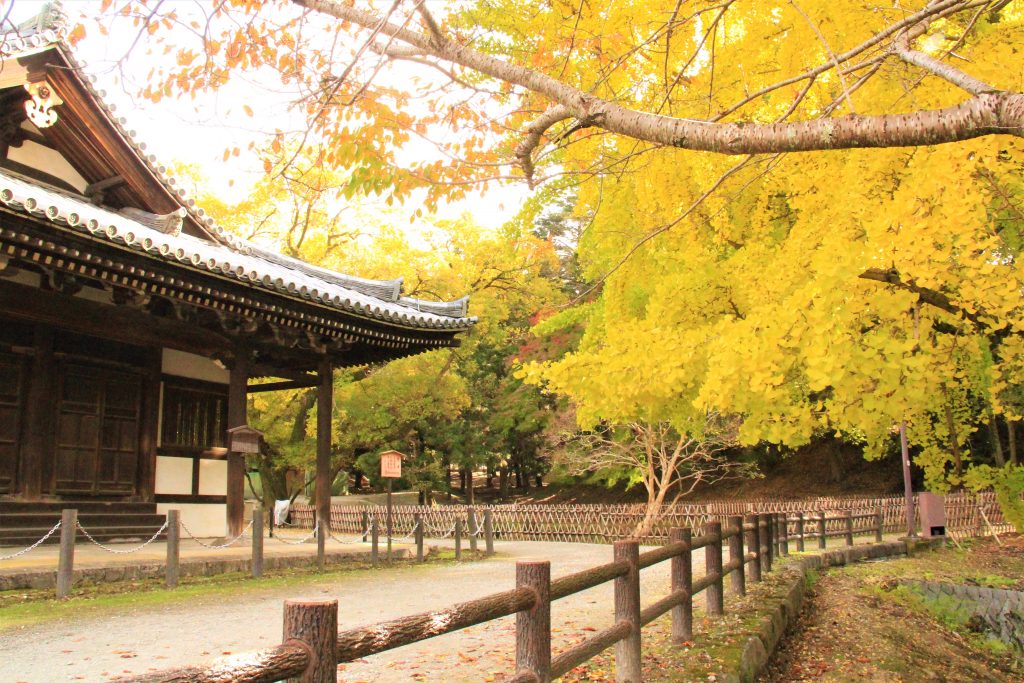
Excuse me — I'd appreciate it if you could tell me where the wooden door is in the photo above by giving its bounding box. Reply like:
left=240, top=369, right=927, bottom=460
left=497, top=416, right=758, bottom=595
left=54, top=363, right=141, bottom=495
left=0, top=353, right=25, bottom=493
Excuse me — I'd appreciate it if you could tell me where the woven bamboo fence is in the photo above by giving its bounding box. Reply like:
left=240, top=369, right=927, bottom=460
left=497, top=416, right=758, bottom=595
left=289, top=491, right=1011, bottom=544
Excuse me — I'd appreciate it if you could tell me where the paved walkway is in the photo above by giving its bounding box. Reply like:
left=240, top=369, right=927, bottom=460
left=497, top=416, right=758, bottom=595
left=0, top=534, right=894, bottom=682
left=0, top=539, right=703, bottom=682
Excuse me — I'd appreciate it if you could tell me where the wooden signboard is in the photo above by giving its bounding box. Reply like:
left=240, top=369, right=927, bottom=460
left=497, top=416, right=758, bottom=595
left=380, top=450, right=403, bottom=479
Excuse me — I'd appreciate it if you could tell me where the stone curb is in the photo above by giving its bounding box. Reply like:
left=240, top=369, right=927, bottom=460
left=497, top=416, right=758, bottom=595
left=0, top=546, right=418, bottom=591
left=718, top=538, right=943, bottom=683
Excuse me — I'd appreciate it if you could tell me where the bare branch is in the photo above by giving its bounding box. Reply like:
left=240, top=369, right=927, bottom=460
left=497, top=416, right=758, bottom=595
left=514, top=105, right=573, bottom=187
left=296, top=0, right=1022, bottom=163
left=893, top=33, right=997, bottom=95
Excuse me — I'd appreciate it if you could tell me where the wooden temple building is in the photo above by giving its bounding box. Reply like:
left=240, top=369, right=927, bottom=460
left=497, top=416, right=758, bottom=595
left=0, top=9, right=475, bottom=545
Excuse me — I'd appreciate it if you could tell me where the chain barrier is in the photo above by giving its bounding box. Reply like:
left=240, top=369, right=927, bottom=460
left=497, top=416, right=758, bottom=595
left=76, top=520, right=169, bottom=555
left=179, top=518, right=254, bottom=549
left=0, top=520, right=62, bottom=561
left=329, top=529, right=367, bottom=545
left=392, top=520, right=421, bottom=543
left=271, top=521, right=319, bottom=545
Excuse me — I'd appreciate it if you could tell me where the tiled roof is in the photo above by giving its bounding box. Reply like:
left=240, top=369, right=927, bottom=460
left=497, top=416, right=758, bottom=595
left=0, top=6, right=475, bottom=331
left=0, top=167, right=476, bottom=330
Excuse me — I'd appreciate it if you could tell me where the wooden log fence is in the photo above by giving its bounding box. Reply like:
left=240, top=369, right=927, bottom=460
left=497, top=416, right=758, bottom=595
left=126, top=505, right=902, bottom=683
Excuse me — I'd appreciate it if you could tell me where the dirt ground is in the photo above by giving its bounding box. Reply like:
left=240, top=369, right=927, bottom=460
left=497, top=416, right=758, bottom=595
left=762, top=536, right=1024, bottom=682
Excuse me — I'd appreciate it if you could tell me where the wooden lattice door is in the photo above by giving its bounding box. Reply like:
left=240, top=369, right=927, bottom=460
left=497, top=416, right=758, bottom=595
left=54, top=363, right=141, bottom=495
left=0, top=352, right=25, bottom=493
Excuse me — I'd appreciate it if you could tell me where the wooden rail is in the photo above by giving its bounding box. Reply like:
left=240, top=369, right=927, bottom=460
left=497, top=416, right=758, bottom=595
left=120, top=508, right=891, bottom=683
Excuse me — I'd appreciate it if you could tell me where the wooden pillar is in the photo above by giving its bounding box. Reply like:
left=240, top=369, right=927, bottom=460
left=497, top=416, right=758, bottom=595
left=316, top=358, right=333, bottom=570
left=226, top=347, right=249, bottom=538
left=817, top=511, right=827, bottom=550
left=20, top=326, right=54, bottom=499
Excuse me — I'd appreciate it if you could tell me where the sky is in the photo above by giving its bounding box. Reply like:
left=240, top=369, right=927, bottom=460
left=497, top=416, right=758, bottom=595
left=7, top=0, right=528, bottom=236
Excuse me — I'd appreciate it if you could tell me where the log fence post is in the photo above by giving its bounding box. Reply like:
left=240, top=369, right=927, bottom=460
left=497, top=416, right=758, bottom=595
left=484, top=508, right=495, bottom=556
left=613, top=539, right=642, bottom=683
left=817, top=511, right=827, bottom=550
left=468, top=507, right=478, bottom=554
left=414, top=512, right=424, bottom=562
left=166, top=509, right=180, bottom=588
left=371, top=518, right=379, bottom=566
left=455, top=518, right=463, bottom=560
left=765, top=514, right=774, bottom=567
left=252, top=504, right=263, bottom=579
left=56, top=508, right=77, bottom=599
left=779, top=513, right=789, bottom=556
left=360, top=511, right=369, bottom=542
left=728, top=515, right=745, bottom=597
left=795, top=511, right=805, bottom=552
left=844, top=510, right=854, bottom=546
left=670, top=527, right=692, bottom=643
left=875, top=506, right=884, bottom=542
left=758, top=514, right=771, bottom=574
left=704, top=520, right=724, bottom=615
left=515, top=561, right=551, bottom=683
left=744, top=515, right=761, bottom=583
left=282, top=599, right=338, bottom=683
left=468, top=507, right=479, bottom=557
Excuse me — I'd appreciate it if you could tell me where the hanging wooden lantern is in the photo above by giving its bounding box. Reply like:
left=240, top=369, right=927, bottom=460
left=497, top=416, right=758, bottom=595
left=227, top=425, right=263, bottom=454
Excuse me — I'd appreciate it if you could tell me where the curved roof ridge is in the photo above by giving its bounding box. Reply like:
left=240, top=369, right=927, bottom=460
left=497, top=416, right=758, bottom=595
left=398, top=295, right=470, bottom=318
left=242, top=242, right=403, bottom=302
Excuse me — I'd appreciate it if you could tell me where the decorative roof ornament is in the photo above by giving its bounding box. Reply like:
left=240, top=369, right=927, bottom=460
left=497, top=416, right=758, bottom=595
left=24, top=80, right=62, bottom=128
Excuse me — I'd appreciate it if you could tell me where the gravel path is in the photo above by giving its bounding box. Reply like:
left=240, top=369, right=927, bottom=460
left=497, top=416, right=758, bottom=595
left=0, top=539, right=709, bottom=682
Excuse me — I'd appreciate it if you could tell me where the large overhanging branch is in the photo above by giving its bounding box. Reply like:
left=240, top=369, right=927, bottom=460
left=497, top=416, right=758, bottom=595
left=295, top=0, right=1023, bottom=182
left=858, top=267, right=987, bottom=328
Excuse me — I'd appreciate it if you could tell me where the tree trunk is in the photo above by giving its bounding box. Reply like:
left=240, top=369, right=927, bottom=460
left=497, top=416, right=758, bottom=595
left=990, top=412, right=1006, bottom=467
left=466, top=471, right=475, bottom=504
left=944, top=394, right=964, bottom=478
left=499, top=467, right=510, bottom=499
left=1009, top=419, right=1018, bottom=466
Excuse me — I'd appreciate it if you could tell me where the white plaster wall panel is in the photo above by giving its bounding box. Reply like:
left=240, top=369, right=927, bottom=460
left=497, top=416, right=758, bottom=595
left=154, top=455, right=192, bottom=495
left=161, top=348, right=229, bottom=384
left=157, top=502, right=226, bottom=538
left=198, top=459, right=228, bottom=496
left=8, top=139, right=88, bottom=192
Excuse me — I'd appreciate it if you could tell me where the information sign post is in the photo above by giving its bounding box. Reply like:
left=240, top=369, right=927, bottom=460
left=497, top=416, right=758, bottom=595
left=379, top=451, right=403, bottom=560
